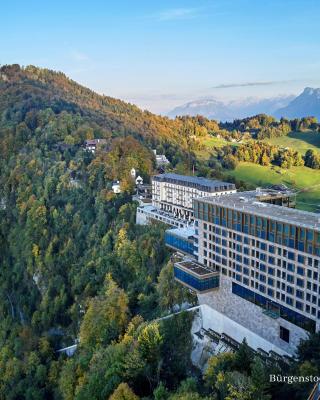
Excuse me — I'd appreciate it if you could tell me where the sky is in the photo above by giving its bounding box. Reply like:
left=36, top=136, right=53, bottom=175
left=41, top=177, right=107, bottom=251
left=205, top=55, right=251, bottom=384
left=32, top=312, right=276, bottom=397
left=1, top=0, right=320, bottom=113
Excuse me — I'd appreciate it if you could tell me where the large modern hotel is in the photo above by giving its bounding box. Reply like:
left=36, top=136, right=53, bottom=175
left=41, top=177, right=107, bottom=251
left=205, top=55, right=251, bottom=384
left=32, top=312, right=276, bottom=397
left=137, top=173, right=320, bottom=355
left=193, top=191, right=320, bottom=354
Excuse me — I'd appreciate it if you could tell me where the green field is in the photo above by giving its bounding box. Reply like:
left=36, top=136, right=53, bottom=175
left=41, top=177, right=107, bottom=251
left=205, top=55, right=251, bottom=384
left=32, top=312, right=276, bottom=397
left=196, top=135, right=236, bottom=159
left=264, top=131, right=320, bottom=155
left=227, top=162, right=320, bottom=212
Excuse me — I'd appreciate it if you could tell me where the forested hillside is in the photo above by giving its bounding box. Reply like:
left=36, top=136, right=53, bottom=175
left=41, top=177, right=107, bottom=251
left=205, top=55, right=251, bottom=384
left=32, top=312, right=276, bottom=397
left=1, top=65, right=320, bottom=399
left=0, top=64, right=197, bottom=398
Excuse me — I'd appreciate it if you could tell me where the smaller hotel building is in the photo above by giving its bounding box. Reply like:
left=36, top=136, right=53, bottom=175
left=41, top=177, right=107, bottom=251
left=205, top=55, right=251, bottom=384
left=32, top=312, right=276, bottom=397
left=152, top=173, right=236, bottom=221
left=137, top=173, right=236, bottom=227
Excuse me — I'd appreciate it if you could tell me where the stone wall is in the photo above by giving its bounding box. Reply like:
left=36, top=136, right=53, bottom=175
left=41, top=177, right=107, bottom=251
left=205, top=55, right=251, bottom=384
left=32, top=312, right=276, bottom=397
left=198, top=276, right=309, bottom=355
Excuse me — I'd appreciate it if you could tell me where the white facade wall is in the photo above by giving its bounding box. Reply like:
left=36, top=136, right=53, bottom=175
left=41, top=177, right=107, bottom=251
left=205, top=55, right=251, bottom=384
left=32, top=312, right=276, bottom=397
left=152, top=179, right=235, bottom=220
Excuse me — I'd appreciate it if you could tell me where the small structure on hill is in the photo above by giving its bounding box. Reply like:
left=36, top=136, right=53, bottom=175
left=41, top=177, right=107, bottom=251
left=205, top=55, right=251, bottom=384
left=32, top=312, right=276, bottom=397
left=130, top=168, right=136, bottom=178
left=84, top=139, right=107, bottom=153
left=153, top=149, right=170, bottom=167
left=112, top=181, right=121, bottom=194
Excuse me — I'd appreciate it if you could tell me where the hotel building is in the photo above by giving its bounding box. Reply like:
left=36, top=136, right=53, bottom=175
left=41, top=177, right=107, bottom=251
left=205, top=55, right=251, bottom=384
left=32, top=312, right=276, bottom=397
left=151, top=173, right=236, bottom=220
left=137, top=173, right=236, bottom=227
left=186, top=190, right=320, bottom=354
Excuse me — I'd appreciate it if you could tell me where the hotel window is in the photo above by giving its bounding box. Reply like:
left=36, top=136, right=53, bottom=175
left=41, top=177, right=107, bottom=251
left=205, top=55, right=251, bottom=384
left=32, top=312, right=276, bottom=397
left=259, top=284, right=266, bottom=293
left=269, top=245, right=275, bottom=253
left=288, top=251, right=295, bottom=261
left=287, top=263, right=295, bottom=272
left=259, top=275, right=266, bottom=283
left=286, top=286, right=294, bottom=295
left=287, top=274, right=294, bottom=283
left=267, top=288, right=274, bottom=297
left=296, top=301, right=303, bottom=311
left=268, top=267, right=275, bottom=275
left=260, top=264, right=266, bottom=272
left=268, top=277, right=274, bottom=286
left=297, top=266, right=304, bottom=276
left=280, top=326, right=290, bottom=343
left=286, top=297, right=293, bottom=306
left=296, top=290, right=304, bottom=299
left=297, top=278, right=304, bottom=288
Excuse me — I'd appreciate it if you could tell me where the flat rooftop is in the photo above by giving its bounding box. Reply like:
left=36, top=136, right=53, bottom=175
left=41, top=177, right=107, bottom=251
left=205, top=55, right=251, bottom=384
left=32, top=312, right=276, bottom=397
left=153, top=173, right=235, bottom=192
left=175, top=260, right=218, bottom=277
left=166, top=226, right=195, bottom=239
left=196, top=190, right=320, bottom=231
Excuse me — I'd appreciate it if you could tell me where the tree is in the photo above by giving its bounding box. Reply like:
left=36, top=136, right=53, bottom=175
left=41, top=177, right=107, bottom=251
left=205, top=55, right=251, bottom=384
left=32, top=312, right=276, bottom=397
left=153, top=382, right=169, bottom=400
left=250, top=357, right=271, bottom=400
left=204, top=352, right=236, bottom=391
left=156, top=262, right=194, bottom=313
left=233, top=339, right=254, bottom=374
left=79, top=274, right=129, bottom=350
left=225, top=371, right=254, bottom=400
left=109, top=383, right=139, bottom=400
left=222, top=154, right=239, bottom=170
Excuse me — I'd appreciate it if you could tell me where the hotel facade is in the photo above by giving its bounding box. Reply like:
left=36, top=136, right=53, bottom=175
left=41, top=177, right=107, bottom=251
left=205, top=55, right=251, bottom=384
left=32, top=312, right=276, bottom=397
left=137, top=173, right=235, bottom=227
left=190, top=191, right=320, bottom=354
left=136, top=172, right=319, bottom=354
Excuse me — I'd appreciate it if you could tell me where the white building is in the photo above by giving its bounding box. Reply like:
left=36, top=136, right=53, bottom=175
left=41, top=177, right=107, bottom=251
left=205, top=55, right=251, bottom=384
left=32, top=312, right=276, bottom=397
left=152, top=173, right=236, bottom=221
left=130, top=168, right=136, bottom=178
left=112, top=181, right=121, bottom=194
left=153, top=149, right=170, bottom=167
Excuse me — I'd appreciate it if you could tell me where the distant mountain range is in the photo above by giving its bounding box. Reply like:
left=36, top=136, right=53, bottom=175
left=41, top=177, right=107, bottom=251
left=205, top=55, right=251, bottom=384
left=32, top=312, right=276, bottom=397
left=274, top=87, right=320, bottom=120
left=167, top=88, right=320, bottom=121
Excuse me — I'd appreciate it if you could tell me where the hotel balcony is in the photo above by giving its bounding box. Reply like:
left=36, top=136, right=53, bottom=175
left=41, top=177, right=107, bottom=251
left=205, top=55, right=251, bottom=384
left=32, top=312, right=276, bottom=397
left=174, top=260, right=220, bottom=293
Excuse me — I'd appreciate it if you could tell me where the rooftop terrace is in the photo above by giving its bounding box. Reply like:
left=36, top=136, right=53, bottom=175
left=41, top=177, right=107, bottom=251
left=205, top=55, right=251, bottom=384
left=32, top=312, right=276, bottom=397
left=176, top=260, right=219, bottom=277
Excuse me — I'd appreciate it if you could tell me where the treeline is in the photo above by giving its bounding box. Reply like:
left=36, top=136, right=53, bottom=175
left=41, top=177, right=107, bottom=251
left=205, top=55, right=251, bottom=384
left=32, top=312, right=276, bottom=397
left=221, top=114, right=319, bottom=139
left=218, top=141, right=320, bottom=170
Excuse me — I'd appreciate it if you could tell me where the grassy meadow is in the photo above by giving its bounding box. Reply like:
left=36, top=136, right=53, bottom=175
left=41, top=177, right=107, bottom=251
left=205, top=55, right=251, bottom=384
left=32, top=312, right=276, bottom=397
left=264, top=131, right=320, bottom=155
left=226, top=162, right=320, bottom=212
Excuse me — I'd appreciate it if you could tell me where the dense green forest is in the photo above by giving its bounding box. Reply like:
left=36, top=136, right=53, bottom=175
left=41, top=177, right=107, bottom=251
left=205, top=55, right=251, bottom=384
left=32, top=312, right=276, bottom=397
left=1, top=65, right=320, bottom=399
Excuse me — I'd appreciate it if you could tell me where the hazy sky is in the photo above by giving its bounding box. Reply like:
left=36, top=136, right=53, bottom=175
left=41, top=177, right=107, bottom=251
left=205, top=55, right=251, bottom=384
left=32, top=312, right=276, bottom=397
left=1, top=0, right=320, bottom=113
